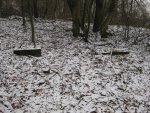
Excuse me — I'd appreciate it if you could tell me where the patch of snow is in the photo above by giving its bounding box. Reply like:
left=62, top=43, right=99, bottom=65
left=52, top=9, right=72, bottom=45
left=0, top=18, right=150, bottom=113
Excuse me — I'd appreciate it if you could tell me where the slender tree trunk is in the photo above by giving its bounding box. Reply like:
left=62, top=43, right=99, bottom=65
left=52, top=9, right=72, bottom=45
left=63, top=0, right=67, bottom=19
left=67, top=0, right=73, bottom=15
left=29, top=0, right=36, bottom=47
left=33, top=0, right=38, bottom=18
left=0, top=0, right=2, bottom=8
left=44, top=0, right=48, bottom=18
left=81, top=0, right=87, bottom=30
left=84, top=0, right=94, bottom=42
left=93, top=0, right=104, bottom=33
left=21, top=0, right=26, bottom=26
left=73, top=0, right=81, bottom=37
left=52, top=0, right=58, bottom=19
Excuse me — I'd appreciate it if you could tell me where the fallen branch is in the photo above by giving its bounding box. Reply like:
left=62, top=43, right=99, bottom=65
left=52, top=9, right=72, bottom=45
left=102, top=49, right=129, bottom=55
left=14, top=48, right=41, bottom=57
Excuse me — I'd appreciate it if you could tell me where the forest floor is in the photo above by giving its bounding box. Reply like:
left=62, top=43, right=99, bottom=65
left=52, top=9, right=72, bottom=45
left=0, top=17, right=150, bottom=113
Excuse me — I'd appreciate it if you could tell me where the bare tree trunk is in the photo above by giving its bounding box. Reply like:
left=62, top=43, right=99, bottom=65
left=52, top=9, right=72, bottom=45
left=44, top=0, right=48, bottom=18
left=101, top=0, right=118, bottom=37
left=21, top=0, right=26, bottom=26
left=93, top=0, right=118, bottom=38
left=33, top=0, right=38, bottom=18
left=81, top=0, right=87, bottom=30
left=28, top=0, right=36, bottom=47
left=93, top=0, right=104, bottom=33
left=84, top=0, right=94, bottom=42
left=121, top=0, right=130, bottom=40
left=0, top=0, right=2, bottom=8
left=67, top=0, right=81, bottom=37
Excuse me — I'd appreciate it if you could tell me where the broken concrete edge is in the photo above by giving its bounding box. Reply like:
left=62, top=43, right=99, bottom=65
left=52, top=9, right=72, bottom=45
left=13, top=47, right=42, bottom=57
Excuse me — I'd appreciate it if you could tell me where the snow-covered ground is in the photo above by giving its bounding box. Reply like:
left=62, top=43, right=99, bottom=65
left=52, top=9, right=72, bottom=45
left=0, top=17, right=150, bottom=113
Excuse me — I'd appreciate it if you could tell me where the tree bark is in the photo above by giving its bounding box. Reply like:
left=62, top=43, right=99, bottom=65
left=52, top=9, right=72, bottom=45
left=93, top=0, right=118, bottom=37
left=67, top=0, right=81, bottom=37
left=29, top=0, right=36, bottom=47
left=93, top=0, right=104, bottom=33
left=33, top=0, right=38, bottom=18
